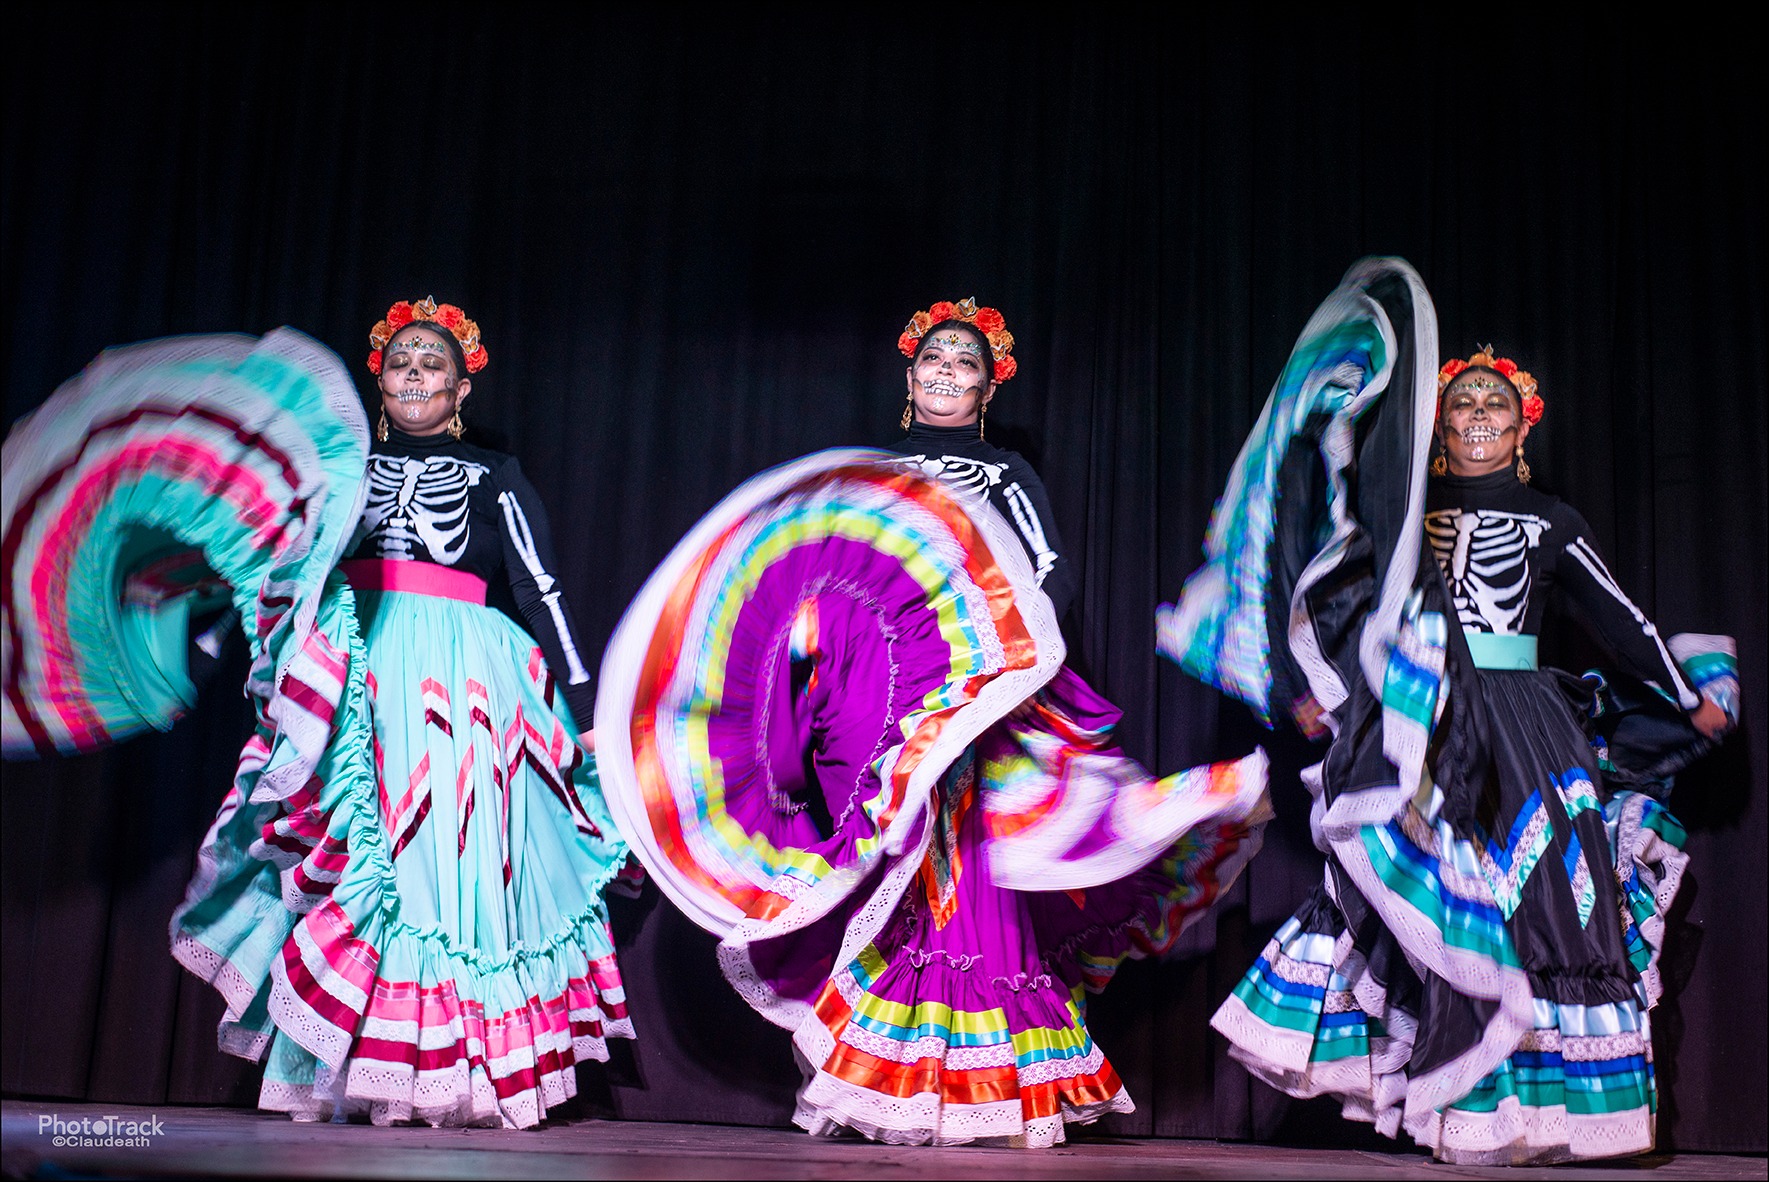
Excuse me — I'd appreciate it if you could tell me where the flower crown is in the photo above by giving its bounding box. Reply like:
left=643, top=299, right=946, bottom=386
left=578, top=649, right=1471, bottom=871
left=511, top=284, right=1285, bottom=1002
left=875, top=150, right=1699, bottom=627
left=898, top=297, right=1018, bottom=382
left=367, top=295, right=488, bottom=375
left=1438, top=346, right=1543, bottom=426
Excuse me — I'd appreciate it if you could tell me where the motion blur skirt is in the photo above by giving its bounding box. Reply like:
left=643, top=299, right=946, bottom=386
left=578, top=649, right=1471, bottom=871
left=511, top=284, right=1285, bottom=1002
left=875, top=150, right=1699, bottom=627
left=597, top=449, right=1271, bottom=1146
left=1, top=332, right=631, bottom=1130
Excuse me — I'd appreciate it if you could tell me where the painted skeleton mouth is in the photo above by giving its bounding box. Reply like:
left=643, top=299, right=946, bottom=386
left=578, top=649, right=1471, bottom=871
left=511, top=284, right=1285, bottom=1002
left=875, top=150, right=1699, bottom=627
left=1460, top=425, right=1503, bottom=444
left=921, top=379, right=968, bottom=400
left=395, top=390, right=435, bottom=403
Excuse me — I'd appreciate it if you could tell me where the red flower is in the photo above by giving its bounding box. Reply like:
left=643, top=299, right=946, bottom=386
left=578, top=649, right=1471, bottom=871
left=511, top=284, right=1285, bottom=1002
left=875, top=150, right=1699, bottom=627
left=1437, top=358, right=1469, bottom=384
left=1522, top=394, right=1544, bottom=426
left=386, top=302, right=414, bottom=330
left=435, top=304, right=466, bottom=331
left=464, top=345, right=489, bottom=373
left=1492, top=357, right=1519, bottom=378
left=902, top=299, right=1018, bottom=381
left=367, top=350, right=383, bottom=374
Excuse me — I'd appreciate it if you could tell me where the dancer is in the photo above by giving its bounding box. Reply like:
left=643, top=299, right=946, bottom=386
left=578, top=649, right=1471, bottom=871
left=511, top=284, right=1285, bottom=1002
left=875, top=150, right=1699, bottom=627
left=596, top=298, right=1271, bottom=1147
left=1161, top=259, right=1738, bottom=1163
left=3, top=298, right=632, bottom=1128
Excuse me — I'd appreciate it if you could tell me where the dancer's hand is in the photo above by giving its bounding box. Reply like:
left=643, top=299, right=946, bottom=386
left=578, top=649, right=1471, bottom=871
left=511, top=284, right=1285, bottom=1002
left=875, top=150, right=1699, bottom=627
left=1690, top=698, right=1731, bottom=739
left=578, top=728, right=598, bottom=753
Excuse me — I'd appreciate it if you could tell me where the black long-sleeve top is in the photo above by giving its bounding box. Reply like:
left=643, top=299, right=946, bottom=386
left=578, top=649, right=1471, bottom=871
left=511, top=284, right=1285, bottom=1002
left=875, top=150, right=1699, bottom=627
left=345, top=426, right=598, bottom=725
left=1425, top=469, right=1698, bottom=710
left=886, top=420, right=1078, bottom=620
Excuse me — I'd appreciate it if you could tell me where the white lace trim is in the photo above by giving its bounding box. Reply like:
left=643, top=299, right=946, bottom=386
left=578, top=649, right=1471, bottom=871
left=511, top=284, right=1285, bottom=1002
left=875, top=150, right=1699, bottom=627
left=1410, top=1095, right=1655, bottom=1164
left=793, top=1069, right=1130, bottom=1148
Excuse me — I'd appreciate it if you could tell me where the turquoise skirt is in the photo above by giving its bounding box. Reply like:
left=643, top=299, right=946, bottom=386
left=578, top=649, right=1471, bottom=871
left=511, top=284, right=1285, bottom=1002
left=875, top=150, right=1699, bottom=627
left=173, top=572, right=633, bottom=1128
left=0, top=330, right=632, bottom=1130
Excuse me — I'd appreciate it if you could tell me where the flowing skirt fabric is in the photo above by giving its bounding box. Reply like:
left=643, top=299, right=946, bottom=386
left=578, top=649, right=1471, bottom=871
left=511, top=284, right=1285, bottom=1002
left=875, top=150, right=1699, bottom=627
left=597, top=449, right=1270, bottom=1146
left=1161, top=258, right=1727, bottom=1164
left=0, top=331, right=632, bottom=1129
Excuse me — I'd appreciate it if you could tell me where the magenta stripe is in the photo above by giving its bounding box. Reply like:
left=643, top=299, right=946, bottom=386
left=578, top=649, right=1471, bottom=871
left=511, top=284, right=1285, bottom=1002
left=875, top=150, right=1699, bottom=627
left=278, top=676, right=336, bottom=724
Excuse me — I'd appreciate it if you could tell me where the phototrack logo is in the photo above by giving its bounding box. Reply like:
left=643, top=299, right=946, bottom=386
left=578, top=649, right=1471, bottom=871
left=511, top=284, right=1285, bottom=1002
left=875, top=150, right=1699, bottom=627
left=37, top=1112, right=165, bottom=1148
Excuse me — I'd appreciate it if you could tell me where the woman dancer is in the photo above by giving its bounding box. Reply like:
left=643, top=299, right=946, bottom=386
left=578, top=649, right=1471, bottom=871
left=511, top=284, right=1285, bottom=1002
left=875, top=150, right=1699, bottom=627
left=1162, top=259, right=1738, bottom=1163
left=596, top=298, right=1271, bottom=1147
left=3, top=298, right=632, bottom=1128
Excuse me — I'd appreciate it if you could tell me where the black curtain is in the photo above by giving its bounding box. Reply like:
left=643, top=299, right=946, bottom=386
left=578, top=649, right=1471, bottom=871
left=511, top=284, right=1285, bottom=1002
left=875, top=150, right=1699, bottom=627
left=3, top=9, right=1762, bottom=1153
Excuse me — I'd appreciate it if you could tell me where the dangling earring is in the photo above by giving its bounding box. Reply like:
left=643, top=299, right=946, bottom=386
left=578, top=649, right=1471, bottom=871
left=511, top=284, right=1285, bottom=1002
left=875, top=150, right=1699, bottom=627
left=978, top=401, right=986, bottom=441
left=376, top=409, right=389, bottom=442
left=900, top=391, right=913, bottom=432
left=1429, top=438, right=1447, bottom=476
left=1515, top=445, right=1531, bottom=485
left=448, top=410, right=466, bottom=441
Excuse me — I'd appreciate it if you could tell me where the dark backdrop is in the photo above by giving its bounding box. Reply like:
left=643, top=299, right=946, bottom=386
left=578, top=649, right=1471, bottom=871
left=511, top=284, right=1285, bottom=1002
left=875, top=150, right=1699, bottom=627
left=3, top=7, right=1763, bottom=1155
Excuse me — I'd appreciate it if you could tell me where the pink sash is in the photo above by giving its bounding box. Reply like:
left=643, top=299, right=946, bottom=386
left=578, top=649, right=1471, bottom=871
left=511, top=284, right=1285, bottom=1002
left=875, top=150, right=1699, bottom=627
left=338, top=559, right=488, bottom=605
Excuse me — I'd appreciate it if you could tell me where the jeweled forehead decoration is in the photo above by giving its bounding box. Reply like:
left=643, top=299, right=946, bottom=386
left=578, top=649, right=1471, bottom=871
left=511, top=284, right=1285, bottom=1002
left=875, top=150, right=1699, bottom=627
left=367, top=295, right=489, bottom=375
left=926, top=331, right=983, bottom=354
left=1438, top=345, right=1543, bottom=426
left=898, top=297, right=1018, bottom=382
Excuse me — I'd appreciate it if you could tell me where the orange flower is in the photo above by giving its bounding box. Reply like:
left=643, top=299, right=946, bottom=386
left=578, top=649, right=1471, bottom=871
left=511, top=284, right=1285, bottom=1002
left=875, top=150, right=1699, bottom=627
left=901, top=298, right=1018, bottom=381
left=464, top=345, right=489, bottom=373
left=434, top=304, right=466, bottom=331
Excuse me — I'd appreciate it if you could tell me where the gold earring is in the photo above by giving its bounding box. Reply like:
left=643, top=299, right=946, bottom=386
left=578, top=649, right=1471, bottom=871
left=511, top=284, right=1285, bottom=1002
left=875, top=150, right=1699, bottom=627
left=900, top=392, right=913, bottom=432
left=978, top=401, right=986, bottom=441
left=377, top=409, right=389, bottom=442
left=1430, top=451, right=1447, bottom=477
left=1515, top=445, right=1531, bottom=485
left=448, top=410, right=465, bottom=441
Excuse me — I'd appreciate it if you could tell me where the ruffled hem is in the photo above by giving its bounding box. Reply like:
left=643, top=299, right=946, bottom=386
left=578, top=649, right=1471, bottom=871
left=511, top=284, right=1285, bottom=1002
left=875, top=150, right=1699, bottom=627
left=1214, top=787, right=1687, bottom=1164
left=787, top=947, right=1133, bottom=1147
left=171, top=589, right=633, bottom=1129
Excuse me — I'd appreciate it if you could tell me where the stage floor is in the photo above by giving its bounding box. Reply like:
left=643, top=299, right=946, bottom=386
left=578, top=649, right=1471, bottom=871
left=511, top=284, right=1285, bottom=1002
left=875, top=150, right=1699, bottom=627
left=2, top=1101, right=1764, bottom=1181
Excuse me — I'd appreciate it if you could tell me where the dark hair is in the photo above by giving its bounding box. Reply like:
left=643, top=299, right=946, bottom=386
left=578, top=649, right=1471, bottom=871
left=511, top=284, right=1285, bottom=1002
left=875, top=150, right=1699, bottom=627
left=910, top=319, right=995, bottom=384
left=382, top=321, right=470, bottom=383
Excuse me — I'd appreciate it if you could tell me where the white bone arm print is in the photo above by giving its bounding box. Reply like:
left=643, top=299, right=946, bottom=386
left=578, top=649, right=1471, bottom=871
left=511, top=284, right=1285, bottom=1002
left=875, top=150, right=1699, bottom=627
left=1002, top=481, right=1058, bottom=587
left=498, top=491, right=591, bottom=685
left=1425, top=508, right=1549, bottom=633
left=359, top=455, right=489, bottom=562
left=906, top=455, right=1058, bottom=587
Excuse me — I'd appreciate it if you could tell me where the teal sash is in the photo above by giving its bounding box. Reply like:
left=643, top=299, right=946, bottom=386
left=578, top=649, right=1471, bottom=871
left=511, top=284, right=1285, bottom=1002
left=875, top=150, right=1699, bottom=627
left=1465, top=632, right=1539, bottom=671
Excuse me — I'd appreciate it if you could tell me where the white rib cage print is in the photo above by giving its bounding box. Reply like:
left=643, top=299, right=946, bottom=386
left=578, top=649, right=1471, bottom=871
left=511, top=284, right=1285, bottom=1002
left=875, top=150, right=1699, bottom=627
left=904, top=454, right=1057, bottom=588
left=359, top=455, right=490, bottom=563
left=901, top=453, right=1007, bottom=502
left=1424, top=508, right=1549, bottom=634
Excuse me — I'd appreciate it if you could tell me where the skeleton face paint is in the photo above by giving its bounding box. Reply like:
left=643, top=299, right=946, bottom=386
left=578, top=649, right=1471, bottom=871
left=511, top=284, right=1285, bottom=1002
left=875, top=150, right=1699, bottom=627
left=377, top=325, right=470, bottom=437
left=906, top=326, right=995, bottom=427
left=1438, top=369, right=1526, bottom=477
